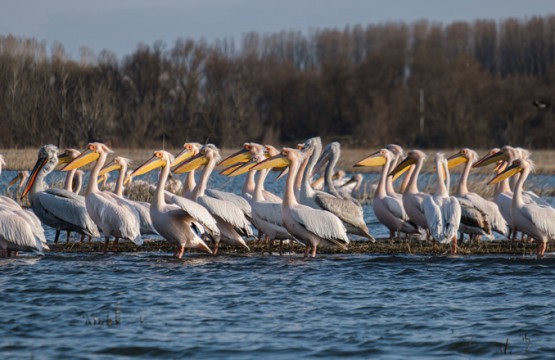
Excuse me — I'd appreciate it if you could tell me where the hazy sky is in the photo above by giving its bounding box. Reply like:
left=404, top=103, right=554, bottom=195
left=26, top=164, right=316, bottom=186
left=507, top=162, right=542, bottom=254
left=2, top=0, right=554, bottom=59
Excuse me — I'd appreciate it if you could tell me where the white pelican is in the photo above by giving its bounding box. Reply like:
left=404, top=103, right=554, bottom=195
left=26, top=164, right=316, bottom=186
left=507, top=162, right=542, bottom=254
left=227, top=148, right=296, bottom=254
left=172, top=143, right=203, bottom=199
left=314, top=142, right=348, bottom=199
left=423, top=154, right=461, bottom=254
left=219, top=142, right=282, bottom=202
left=99, top=157, right=158, bottom=235
left=130, top=151, right=214, bottom=257
left=62, top=143, right=142, bottom=251
left=355, top=148, right=420, bottom=238
left=389, top=150, right=429, bottom=231
left=253, top=147, right=349, bottom=257
left=447, top=148, right=508, bottom=238
left=0, top=206, right=47, bottom=257
left=58, top=149, right=85, bottom=194
left=299, top=137, right=374, bottom=240
left=489, top=158, right=555, bottom=257
left=172, top=144, right=252, bottom=253
left=21, top=145, right=99, bottom=243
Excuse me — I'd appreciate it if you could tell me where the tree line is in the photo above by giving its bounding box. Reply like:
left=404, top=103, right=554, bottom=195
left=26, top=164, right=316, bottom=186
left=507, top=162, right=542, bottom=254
left=1, top=16, right=555, bottom=150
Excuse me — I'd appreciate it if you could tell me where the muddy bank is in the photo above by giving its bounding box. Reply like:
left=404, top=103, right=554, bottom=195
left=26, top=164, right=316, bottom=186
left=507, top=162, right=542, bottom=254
left=47, top=238, right=545, bottom=256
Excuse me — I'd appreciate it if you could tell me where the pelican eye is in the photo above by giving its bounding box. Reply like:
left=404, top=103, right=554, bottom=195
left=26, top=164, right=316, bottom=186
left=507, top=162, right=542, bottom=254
left=90, top=145, right=96, bottom=151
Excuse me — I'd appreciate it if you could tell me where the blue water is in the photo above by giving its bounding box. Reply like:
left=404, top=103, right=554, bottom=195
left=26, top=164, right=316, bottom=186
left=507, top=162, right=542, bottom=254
left=2, top=170, right=555, bottom=358
left=2, top=254, right=555, bottom=358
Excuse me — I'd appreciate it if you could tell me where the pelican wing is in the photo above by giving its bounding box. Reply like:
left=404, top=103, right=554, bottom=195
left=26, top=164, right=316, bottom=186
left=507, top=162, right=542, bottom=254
left=198, top=195, right=253, bottom=237
left=442, top=196, right=461, bottom=241
left=0, top=210, right=43, bottom=253
left=170, top=195, right=220, bottom=236
left=463, top=192, right=507, bottom=234
left=523, top=191, right=550, bottom=206
left=315, top=193, right=366, bottom=230
left=91, top=192, right=142, bottom=245
left=205, top=189, right=252, bottom=218
left=38, top=189, right=99, bottom=236
left=457, top=197, right=492, bottom=235
left=521, top=204, right=555, bottom=239
left=262, top=190, right=282, bottom=203
left=252, top=201, right=283, bottom=226
left=423, top=196, right=444, bottom=242
left=382, top=196, right=408, bottom=221
left=291, top=206, right=349, bottom=246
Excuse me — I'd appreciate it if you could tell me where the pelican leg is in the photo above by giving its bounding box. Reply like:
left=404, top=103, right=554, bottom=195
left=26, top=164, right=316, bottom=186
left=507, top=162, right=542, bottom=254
left=176, top=245, right=185, bottom=259
left=54, top=229, right=61, bottom=243
left=537, top=241, right=547, bottom=258
left=389, top=229, right=394, bottom=240
left=267, top=235, right=273, bottom=256
left=213, top=242, right=219, bottom=255
left=66, top=230, right=72, bottom=243
left=80, top=234, right=85, bottom=243
left=304, top=245, right=310, bottom=257
left=311, top=244, right=317, bottom=257
left=451, top=236, right=457, bottom=255
left=103, top=236, right=110, bottom=253
left=88, top=235, right=92, bottom=242
left=432, top=239, right=437, bottom=254
left=279, top=240, right=284, bottom=255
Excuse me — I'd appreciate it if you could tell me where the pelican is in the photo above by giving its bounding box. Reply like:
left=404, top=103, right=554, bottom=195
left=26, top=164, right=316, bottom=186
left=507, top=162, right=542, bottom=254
left=219, top=142, right=282, bottom=202
left=7, top=170, right=29, bottom=199
left=447, top=148, right=508, bottom=238
left=172, top=143, right=203, bottom=199
left=314, top=142, right=348, bottom=198
left=21, top=145, right=99, bottom=243
left=99, top=156, right=158, bottom=235
left=299, top=137, right=374, bottom=241
left=0, top=206, right=47, bottom=257
left=253, top=147, right=349, bottom=257
left=58, top=149, right=85, bottom=194
left=339, top=173, right=374, bottom=200
left=227, top=148, right=296, bottom=254
left=172, top=144, right=252, bottom=253
left=389, top=150, right=429, bottom=231
left=423, top=154, right=461, bottom=254
left=489, top=158, right=555, bottom=257
left=130, top=151, right=214, bottom=257
left=354, top=148, right=420, bottom=238
left=62, top=143, right=142, bottom=251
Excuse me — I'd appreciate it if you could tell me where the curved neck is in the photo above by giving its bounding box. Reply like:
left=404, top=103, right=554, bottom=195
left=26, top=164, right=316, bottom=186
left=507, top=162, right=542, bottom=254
left=64, top=169, right=76, bottom=191
left=377, top=158, right=390, bottom=197
left=86, top=153, right=106, bottom=195
left=73, top=173, right=83, bottom=194
left=284, top=157, right=300, bottom=208
left=324, top=151, right=341, bottom=197
left=406, top=159, right=423, bottom=194
left=115, top=164, right=127, bottom=197
left=435, top=164, right=448, bottom=197
left=254, top=169, right=269, bottom=202
left=457, top=160, right=471, bottom=196
left=386, top=155, right=399, bottom=194
left=154, top=162, right=170, bottom=207
left=513, top=168, right=528, bottom=208
left=243, top=169, right=256, bottom=195
left=301, top=149, right=319, bottom=198
left=400, top=165, right=414, bottom=193
left=192, top=160, right=215, bottom=200
left=182, top=169, right=196, bottom=199
left=295, top=155, right=308, bottom=191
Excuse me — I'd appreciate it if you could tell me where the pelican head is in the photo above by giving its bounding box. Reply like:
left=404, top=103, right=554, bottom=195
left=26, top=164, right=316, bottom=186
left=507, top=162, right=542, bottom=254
left=385, top=144, right=404, bottom=158
left=447, top=148, right=479, bottom=169
left=131, top=151, right=175, bottom=178
left=488, top=158, right=534, bottom=185
left=218, top=142, right=264, bottom=167
left=99, top=156, right=131, bottom=177
left=57, top=149, right=81, bottom=166
left=172, top=144, right=220, bottom=174
left=227, top=152, right=268, bottom=177
left=62, top=143, right=113, bottom=171
left=388, top=150, right=427, bottom=178
left=314, top=142, right=340, bottom=175
left=253, top=147, right=300, bottom=171
left=472, top=146, right=517, bottom=168
left=354, top=148, right=392, bottom=168
left=21, top=144, right=59, bottom=198
left=173, top=142, right=202, bottom=169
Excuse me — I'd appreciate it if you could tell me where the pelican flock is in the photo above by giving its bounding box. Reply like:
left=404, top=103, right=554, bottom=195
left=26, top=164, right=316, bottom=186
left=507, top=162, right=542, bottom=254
left=1, top=138, right=555, bottom=259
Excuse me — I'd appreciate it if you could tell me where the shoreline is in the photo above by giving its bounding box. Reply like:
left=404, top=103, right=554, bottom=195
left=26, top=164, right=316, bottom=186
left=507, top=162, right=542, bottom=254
left=46, top=238, right=545, bottom=256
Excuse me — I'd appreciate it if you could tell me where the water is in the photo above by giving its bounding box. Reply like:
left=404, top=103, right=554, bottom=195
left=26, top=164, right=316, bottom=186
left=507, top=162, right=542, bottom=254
left=3, top=170, right=555, bottom=358
left=3, top=254, right=555, bottom=358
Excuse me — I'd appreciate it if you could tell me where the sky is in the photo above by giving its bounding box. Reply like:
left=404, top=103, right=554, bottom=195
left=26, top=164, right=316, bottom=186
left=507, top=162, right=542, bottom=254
left=2, top=0, right=554, bottom=59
